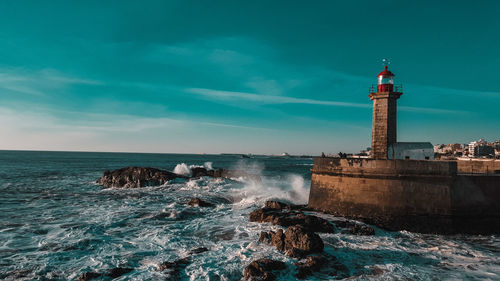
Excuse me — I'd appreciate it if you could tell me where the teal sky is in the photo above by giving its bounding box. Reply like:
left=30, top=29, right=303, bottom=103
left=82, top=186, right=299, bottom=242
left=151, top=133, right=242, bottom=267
left=1, top=0, right=499, bottom=154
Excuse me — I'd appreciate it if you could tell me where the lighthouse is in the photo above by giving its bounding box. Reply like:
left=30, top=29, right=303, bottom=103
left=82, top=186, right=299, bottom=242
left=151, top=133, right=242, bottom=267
left=369, top=65, right=403, bottom=159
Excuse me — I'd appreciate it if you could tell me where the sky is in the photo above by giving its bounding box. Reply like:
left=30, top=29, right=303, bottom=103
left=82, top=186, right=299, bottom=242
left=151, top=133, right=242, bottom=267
left=0, top=0, right=499, bottom=155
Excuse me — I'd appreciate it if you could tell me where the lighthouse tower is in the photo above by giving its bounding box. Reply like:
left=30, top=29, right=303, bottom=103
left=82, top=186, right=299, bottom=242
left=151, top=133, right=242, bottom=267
left=369, top=65, right=403, bottom=159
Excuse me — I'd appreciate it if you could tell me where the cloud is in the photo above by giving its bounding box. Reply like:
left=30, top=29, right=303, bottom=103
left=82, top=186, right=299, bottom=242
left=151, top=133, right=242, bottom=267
left=185, top=87, right=466, bottom=114
left=0, top=67, right=102, bottom=97
left=185, top=87, right=372, bottom=108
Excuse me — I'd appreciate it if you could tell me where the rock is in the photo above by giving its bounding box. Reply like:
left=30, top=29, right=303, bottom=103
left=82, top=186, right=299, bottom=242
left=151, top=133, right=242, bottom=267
left=259, top=231, right=272, bottom=244
left=77, top=267, right=133, bottom=281
left=335, top=220, right=375, bottom=235
left=349, top=223, right=375, bottom=236
left=265, top=201, right=289, bottom=210
left=191, top=167, right=215, bottom=178
left=249, top=207, right=334, bottom=233
left=189, top=247, right=209, bottom=254
left=191, top=167, right=261, bottom=182
left=105, top=267, right=133, bottom=278
left=295, top=255, right=327, bottom=279
left=76, top=272, right=101, bottom=281
left=187, top=198, right=215, bottom=207
left=97, top=166, right=183, bottom=188
left=261, top=226, right=324, bottom=258
left=271, top=229, right=285, bottom=252
left=243, top=258, right=286, bottom=281
left=294, top=255, right=350, bottom=279
left=158, top=257, right=190, bottom=280
left=158, top=257, right=190, bottom=272
left=283, top=225, right=324, bottom=258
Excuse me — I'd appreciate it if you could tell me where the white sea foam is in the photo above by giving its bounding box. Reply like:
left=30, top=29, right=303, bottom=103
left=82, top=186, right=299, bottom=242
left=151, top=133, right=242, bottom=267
left=173, top=163, right=191, bottom=176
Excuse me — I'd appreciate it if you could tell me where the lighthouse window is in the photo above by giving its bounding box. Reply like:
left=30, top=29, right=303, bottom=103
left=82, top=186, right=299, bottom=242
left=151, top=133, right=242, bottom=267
left=378, top=76, right=394, bottom=84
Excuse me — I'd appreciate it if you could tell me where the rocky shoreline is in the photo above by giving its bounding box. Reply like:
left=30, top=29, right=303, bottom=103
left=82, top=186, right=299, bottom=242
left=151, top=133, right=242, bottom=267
left=96, top=166, right=260, bottom=188
left=92, top=166, right=377, bottom=280
left=244, top=200, right=375, bottom=280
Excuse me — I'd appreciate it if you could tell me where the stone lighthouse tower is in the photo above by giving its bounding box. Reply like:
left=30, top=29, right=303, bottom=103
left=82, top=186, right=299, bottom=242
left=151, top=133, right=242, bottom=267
left=369, top=65, right=403, bottom=159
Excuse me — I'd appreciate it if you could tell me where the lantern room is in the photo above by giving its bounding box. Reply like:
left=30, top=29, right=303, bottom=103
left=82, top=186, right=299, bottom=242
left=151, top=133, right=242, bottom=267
left=377, top=65, right=395, bottom=92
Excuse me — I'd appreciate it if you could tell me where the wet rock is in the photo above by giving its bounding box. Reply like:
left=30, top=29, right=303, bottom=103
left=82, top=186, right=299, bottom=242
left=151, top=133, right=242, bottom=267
left=187, top=198, right=215, bottom=207
left=243, top=258, right=286, bottom=281
left=259, top=231, right=272, bottom=244
left=265, top=201, right=289, bottom=210
left=158, top=257, right=190, bottom=272
left=260, top=226, right=324, bottom=258
left=283, top=225, right=324, bottom=258
left=191, top=167, right=215, bottom=178
left=97, top=166, right=183, bottom=188
left=189, top=247, right=209, bottom=254
left=105, top=267, right=133, bottom=278
left=76, top=272, right=101, bottom=281
left=335, top=220, right=375, bottom=235
left=295, top=254, right=350, bottom=279
left=191, top=167, right=261, bottom=182
left=295, top=255, right=327, bottom=279
left=249, top=207, right=334, bottom=233
left=349, top=223, right=375, bottom=235
left=271, top=229, right=285, bottom=252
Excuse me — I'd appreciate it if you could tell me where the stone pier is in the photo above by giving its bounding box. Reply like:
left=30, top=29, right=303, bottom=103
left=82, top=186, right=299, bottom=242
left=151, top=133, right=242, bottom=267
left=308, top=158, right=500, bottom=234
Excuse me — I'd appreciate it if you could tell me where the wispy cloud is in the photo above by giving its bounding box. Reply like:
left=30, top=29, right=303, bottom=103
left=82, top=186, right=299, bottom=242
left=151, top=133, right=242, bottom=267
left=185, top=87, right=371, bottom=108
left=185, top=87, right=466, bottom=114
left=0, top=68, right=102, bottom=97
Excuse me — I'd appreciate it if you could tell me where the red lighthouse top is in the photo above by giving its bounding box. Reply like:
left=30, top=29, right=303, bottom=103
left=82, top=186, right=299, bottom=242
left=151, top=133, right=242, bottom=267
left=377, top=65, right=394, bottom=77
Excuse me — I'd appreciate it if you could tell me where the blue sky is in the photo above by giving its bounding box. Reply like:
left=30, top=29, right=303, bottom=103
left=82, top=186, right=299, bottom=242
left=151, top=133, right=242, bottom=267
left=0, top=0, right=499, bottom=154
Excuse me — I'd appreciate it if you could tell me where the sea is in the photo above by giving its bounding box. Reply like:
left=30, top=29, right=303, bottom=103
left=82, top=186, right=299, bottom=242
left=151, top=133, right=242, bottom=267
left=0, top=150, right=498, bottom=280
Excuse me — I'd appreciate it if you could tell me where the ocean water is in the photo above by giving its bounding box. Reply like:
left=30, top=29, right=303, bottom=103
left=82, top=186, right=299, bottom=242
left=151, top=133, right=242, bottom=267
left=0, top=151, right=498, bottom=281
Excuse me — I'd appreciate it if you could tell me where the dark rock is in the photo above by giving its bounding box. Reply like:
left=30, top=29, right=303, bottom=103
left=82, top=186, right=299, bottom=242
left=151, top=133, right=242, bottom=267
left=262, top=226, right=324, bottom=258
left=265, top=201, right=289, bottom=210
left=283, top=225, right=324, bottom=258
left=349, top=223, right=375, bottom=236
left=295, top=255, right=327, bottom=279
left=97, top=166, right=183, bottom=188
left=191, top=167, right=261, bottom=182
left=249, top=207, right=334, bottom=233
left=191, top=167, right=215, bottom=178
left=294, top=254, right=350, bottom=279
left=105, top=267, right=133, bottom=278
left=335, top=220, right=375, bottom=235
left=243, top=258, right=286, bottom=281
left=189, top=247, right=209, bottom=254
left=158, top=257, right=190, bottom=272
left=259, top=231, right=272, bottom=244
left=271, top=229, right=285, bottom=252
left=76, top=272, right=102, bottom=281
left=187, top=198, right=215, bottom=207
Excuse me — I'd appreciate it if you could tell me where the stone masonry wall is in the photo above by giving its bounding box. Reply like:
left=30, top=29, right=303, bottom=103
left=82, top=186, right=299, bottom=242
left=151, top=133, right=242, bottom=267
left=308, top=157, right=500, bottom=233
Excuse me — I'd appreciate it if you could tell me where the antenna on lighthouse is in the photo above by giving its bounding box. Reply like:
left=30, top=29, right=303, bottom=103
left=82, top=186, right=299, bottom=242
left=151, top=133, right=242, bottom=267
left=382, top=58, right=391, bottom=67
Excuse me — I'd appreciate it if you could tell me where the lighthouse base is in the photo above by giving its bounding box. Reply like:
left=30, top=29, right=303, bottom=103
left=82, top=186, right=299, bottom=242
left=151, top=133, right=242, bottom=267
left=308, top=158, right=500, bottom=234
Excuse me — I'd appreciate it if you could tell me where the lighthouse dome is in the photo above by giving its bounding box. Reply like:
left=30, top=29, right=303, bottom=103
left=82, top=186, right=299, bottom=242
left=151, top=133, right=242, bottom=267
left=378, top=65, right=394, bottom=77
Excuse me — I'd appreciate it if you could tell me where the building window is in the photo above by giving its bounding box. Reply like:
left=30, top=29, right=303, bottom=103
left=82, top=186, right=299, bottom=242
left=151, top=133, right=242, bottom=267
left=425, top=157, right=430, bottom=160
left=405, top=156, right=410, bottom=160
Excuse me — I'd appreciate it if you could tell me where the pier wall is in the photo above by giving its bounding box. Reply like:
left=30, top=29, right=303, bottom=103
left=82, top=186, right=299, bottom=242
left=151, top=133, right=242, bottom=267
left=456, top=159, right=500, bottom=174
left=308, top=158, right=500, bottom=234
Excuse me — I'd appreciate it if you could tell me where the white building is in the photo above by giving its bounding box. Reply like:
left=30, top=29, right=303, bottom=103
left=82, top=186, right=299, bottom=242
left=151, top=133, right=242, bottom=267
left=388, top=142, right=434, bottom=160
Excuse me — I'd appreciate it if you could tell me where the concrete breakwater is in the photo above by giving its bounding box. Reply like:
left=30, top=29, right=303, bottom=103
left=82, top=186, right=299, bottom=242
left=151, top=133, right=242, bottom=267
left=308, top=158, right=500, bottom=234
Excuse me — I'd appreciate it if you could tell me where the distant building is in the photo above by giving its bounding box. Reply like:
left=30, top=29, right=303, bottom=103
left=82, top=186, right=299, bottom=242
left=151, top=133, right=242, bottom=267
left=469, top=139, right=494, bottom=157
